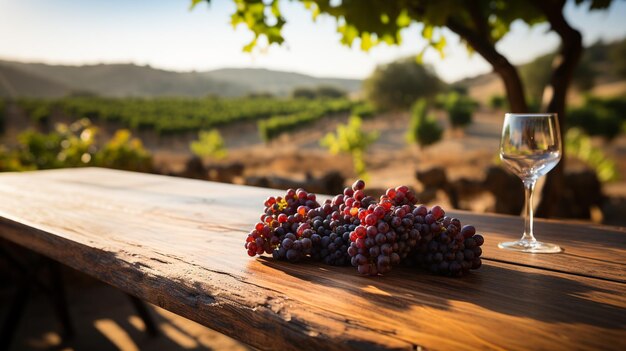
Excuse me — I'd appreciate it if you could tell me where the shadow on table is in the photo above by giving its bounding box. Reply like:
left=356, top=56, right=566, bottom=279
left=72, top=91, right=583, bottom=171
left=258, top=257, right=626, bottom=329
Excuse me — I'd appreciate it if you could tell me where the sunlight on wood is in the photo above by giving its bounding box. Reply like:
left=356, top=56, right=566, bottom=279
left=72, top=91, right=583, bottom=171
left=155, top=306, right=251, bottom=350
left=128, top=315, right=146, bottom=332
left=361, top=284, right=392, bottom=297
left=26, top=332, right=62, bottom=348
left=94, top=319, right=139, bottom=351
left=160, top=323, right=199, bottom=349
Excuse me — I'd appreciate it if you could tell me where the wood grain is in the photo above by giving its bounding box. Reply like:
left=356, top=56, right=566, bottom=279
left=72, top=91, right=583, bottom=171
left=0, top=168, right=624, bottom=351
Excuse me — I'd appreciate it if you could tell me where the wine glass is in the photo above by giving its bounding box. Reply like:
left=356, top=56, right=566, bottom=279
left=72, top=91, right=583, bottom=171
left=498, top=113, right=562, bottom=253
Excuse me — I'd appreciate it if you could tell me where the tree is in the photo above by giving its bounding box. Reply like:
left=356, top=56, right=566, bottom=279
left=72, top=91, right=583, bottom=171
left=291, top=87, right=317, bottom=99
left=406, top=98, right=442, bottom=147
left=190, top=129, right=228, bottom=160
left=194, top=0, right=614, bottom=216
left=364, top=58, right=441, bottom=110
left=316, top=85, right=347, bottom=98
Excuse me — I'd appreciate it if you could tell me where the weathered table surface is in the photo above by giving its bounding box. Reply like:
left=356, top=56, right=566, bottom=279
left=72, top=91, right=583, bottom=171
left=0, top=168, right=624, bottom=350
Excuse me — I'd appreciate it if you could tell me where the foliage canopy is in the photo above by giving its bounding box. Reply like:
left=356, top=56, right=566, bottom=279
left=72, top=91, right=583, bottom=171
left=364, top=58, right=441, bottom=111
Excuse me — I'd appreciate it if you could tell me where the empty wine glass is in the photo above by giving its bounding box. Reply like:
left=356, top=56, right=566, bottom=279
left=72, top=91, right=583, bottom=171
left=499, top=113, right=562, bottom=253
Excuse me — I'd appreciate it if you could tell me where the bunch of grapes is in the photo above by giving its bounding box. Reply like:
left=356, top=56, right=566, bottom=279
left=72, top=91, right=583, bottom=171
left=305, top=180, right=375, bottom=266
left=245, top=188, right=320, bottom=262
left=244, top=179, right=485, bottom=277
left=411, top=212, right=485, bottom=277
left=345, top=181, right=422, bottom=275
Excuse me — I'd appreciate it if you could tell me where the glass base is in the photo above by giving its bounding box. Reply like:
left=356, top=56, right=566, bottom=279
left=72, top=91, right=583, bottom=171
left=498, top=240, right=562, bottom=253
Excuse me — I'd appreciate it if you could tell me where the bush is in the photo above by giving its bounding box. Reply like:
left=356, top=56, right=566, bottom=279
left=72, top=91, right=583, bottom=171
left=0, top=146, right=26, bottom=171
left=568, top=96, right=625, bottom=140
left=316, top=86, right=346, bottom=99
left=291, top=87, right=317, bottom=99
left=94, top=129, right=152, bottom=172
left=364, top=57, right=442, bottom=111
left=321, top=115, right=378, bottom=179
left=17, top=99, right=55, bottom=123
left=444, top=92, right=475, bottom=128
left=566, top=128, right=619, bottom=182
left=489, top=95, right=506, bottom=109
left=351, top=102, right=377, bottom=119
left=16, top=119, right=97, bottom=169
left=406, top=99, right=442, bottom=148
left=0, top=119, right=152, bottom=173
left=190, top=129, right=227, bottom=160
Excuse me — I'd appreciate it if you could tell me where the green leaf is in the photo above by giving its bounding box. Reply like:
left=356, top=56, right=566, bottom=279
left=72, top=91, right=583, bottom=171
left=361, top=32, right=374, bottom=51
left=422, top=25, right=433, bottom=40
left=243, top=37, right=257, bottom=52
left=433, top=35, right=447, bottom=58
left=396, top=9, right=411, bottom=27
left=415, top=48, right=426, bottom=64
left=189, top=0, right=206, bottom=10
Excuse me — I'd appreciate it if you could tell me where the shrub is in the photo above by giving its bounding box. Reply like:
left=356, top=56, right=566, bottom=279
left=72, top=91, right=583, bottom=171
left=444, top=92, right=475, bottom=128
left=190, top=129, right=227, bottom=160
left=489, top=95, right=506, bottom=109
left=568, top=96, right=625, bottom=140
left=94, top=129, right=152, bottom=172
left=406, top=99, right=442, bottom=148
left=17, top=99, right=55, bottom=123
left=291, top=87, right=317, bottom=99
left=321, top=115, right=378, bottom=179
left=316, top=86, right=346, bottom=99
left=16, top=119, right=97, bottom=169
left=1, top=119, right=152, bottom=173
left=351, top=102, right=377, bottom=119
left=566, top=128, right=619, bottom=182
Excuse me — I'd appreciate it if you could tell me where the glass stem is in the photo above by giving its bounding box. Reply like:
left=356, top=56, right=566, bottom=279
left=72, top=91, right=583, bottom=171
left=521, top=179, right=537, bottom=243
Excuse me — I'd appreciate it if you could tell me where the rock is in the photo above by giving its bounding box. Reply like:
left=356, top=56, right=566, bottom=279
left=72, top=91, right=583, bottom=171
left=207, top=162, right=245, bottom=183
left=602, top=196, right=626, bottom=226
left=244, top=171, right=345, bottom=195
left=448, top=178, right=485, bottom=209
left=181, top=156, right=206, bottom=180
left=245, top=176, right=270, bottom=189
left=556, top=170, right=604, bottom=219
left=416, top=167, right=448, bottom=189
left=319, top=171, right=345, bottom=195
left=484, top=166, right=524, bottom=215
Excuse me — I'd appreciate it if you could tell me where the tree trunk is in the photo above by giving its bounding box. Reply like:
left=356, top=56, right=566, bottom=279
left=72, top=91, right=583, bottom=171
left=532, top=0, right=583, bottom=217
left=446, top=19, right=528, bottom=113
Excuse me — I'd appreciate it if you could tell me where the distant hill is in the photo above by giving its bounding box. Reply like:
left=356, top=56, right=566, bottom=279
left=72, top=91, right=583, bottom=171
left=203, top=68, right=361, bottom=96
left=0, top=60, right=361, bottom=98
left=0, top=64, right=71, bottom=98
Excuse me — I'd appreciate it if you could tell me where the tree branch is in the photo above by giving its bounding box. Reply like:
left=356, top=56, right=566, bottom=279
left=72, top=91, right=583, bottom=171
left=446, top=18, right=528, bottom=112
left=467, top=0, right=490, bottom=40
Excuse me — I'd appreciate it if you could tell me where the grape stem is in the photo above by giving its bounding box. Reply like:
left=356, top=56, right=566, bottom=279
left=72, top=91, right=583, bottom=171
left=521, top=179, right=537, bottom=245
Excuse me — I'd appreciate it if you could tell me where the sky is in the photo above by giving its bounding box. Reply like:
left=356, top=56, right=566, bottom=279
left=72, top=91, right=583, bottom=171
left=0, top=0, right=625, bottom=82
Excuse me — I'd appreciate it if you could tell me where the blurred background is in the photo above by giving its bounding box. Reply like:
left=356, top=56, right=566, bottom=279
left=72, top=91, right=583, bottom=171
left=0, top=0, right=625, bottom=349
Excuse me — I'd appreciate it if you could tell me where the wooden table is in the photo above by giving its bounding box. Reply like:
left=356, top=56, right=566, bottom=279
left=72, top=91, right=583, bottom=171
left=0, top=168, right=624, bottom=350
